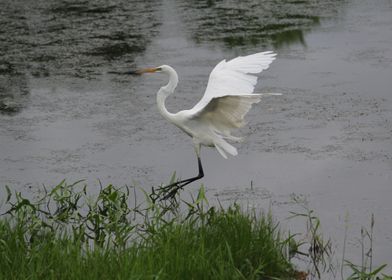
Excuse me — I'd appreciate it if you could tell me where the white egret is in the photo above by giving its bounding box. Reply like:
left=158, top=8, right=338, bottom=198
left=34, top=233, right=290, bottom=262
left=131, top=51, right=280, bottom=198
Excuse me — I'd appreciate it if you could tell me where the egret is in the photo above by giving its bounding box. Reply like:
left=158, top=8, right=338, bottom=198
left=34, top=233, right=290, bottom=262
left=131, top=51, right=280, bottom=199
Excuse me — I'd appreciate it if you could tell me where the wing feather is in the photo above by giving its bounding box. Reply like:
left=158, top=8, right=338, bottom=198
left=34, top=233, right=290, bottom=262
left=192, top=94, right=262, bottom=139
left=203, top=95, right=261, bottom=128
left=190, top=51, right=276, bottom=114
left=182, top=51, right=278, bottom=158
left=186, top=94, right=264, bottom=158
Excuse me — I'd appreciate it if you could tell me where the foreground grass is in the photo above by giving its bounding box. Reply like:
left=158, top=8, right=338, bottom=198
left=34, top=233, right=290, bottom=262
left=1, top=181, right=391, bottom=279
left=0, top=210, right=294, bottom=279
left=0, top=182, right=295, bottom=280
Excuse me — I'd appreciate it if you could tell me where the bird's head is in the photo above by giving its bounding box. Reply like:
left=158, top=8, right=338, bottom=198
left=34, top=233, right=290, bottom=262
left=127, top=65, right=178, bottom=91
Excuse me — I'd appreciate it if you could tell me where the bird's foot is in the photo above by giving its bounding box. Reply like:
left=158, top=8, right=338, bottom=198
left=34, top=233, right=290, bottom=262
left=162, top=182, right=187, bottom=200
left=149, top=181, right=188, bottom=203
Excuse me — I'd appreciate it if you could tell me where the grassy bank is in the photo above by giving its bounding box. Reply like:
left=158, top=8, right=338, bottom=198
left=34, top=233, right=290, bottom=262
left=0, top=182, right=296, bottom=279
left=0, top=208, right=293, bottom=279
left=1, top=181, right=391, bottom=279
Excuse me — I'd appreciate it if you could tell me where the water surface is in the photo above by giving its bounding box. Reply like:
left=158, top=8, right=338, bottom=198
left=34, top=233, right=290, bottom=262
left=1, top=0, right=392, bottom=275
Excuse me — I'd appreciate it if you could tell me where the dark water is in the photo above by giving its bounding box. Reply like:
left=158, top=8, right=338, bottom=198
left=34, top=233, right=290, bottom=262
left=0, top=0, right=160, bottom=112
left=176, top=0, right=341, bottom=48
left=1, top=0, right=392, bottom=276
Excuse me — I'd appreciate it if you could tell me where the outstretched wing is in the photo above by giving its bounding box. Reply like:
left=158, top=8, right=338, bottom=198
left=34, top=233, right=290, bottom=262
left=190, top=51, right=276, bottom=113
left=183, top=52, right=278, bottom=158
left=188, top=93, right=283, bottom=159
left=195, top=94, right=262, bottom=135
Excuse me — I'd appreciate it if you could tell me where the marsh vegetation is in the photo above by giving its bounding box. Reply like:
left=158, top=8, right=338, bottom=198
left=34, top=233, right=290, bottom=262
left=1, top=181, right=391, bottom=279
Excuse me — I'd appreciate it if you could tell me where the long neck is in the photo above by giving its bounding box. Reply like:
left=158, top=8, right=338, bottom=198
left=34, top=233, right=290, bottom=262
left=156, top=66, right=178, bottom=121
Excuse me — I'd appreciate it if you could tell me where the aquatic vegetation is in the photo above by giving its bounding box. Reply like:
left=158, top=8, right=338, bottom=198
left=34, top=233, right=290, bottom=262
left=343, top=214, right=392, bottom=280
left=176, top=0, right=343, bottom=48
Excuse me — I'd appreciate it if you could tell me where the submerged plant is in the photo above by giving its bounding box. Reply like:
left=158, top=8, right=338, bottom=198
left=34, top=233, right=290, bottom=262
left=344, top=214, right=391, bottom=280
left=288, top=196, right=335, bottom=279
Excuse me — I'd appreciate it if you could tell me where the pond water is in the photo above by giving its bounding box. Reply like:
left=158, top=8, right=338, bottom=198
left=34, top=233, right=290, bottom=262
left=1, top=0, right=392, bottom=275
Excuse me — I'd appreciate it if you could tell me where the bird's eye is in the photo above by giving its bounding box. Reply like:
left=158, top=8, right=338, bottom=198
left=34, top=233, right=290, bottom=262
left=156, top=67, right=162, bottom=72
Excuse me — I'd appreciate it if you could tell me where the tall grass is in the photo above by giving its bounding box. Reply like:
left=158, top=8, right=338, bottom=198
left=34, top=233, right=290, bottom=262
left=0, top=181, right=295, bottom=280
left=1, top=180, right=391, bottom=279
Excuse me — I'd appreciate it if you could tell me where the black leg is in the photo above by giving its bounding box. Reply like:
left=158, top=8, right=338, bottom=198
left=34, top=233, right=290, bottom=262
left=162, top=157, right=204, bottom=199
left=150, top=156, right=204, bottom=202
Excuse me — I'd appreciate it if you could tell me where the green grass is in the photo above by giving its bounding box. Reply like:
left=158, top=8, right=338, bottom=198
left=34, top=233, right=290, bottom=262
left=0, top=182, right=295, bottom=280
left=0, top=209, right=293, bottom=279
left=1, top=181, right=391, bottom=279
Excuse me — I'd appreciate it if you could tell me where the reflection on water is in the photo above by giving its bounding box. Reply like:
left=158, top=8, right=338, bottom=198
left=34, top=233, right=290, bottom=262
left=0, top=0, right=344, bottom=81
left=271, top=29, right=306, bottom=49
left=0, top=0, right=345, bottom=114
left=0, top=0, right=161, bottom=79
left=0, top=0, right=161, bottom=113
left=176, top=0, right=342, bottom=48
left=0, top=62, right=29, bottom=114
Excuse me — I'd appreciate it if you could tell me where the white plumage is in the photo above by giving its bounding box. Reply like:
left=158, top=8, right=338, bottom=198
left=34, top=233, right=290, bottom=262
left=134, top=51, right=280, bottom=192
left=155, top=51, right=279, bottom=158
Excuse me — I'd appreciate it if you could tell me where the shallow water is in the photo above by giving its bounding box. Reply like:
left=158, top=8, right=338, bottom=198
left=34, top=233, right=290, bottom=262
left=1, top=0, right=392, bottom=275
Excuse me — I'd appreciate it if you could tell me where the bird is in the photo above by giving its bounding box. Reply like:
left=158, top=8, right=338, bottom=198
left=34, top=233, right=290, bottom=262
left=130, top=51, right=281, bottom=199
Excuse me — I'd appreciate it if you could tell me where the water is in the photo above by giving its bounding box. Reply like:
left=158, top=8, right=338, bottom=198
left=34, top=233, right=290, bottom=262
left=1, top=0, right=392, bottom=275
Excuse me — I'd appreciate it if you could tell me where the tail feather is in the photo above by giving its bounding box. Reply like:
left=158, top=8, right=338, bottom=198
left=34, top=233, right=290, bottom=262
left=215, top=144, right=228, bottom=159
left=214, top=139, right=238, bottom=159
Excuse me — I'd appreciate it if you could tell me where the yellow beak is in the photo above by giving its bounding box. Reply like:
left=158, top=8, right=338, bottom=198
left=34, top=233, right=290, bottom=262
left=130, top=67, right=160, bottom=75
